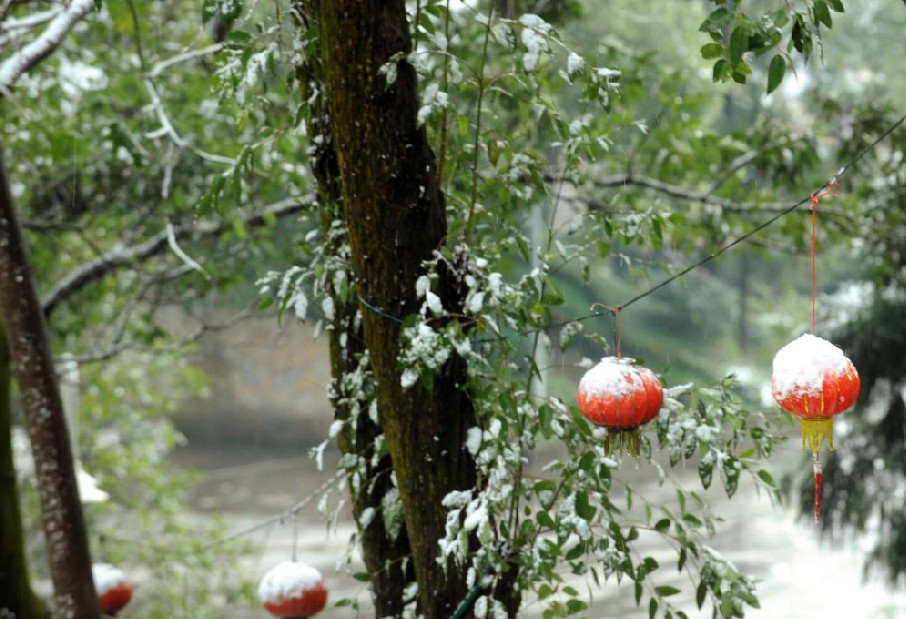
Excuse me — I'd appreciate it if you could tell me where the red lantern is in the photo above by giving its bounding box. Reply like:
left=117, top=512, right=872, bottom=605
left=92, top=563, right=133, bottom=616
left=259, top=561, right=328, bottom=619
left=772, top=333, right=860, bottom=453
left=577, top=357, right=664, bottom=457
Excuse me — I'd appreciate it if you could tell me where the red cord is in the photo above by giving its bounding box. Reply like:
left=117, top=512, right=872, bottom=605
left=808, top=182, right=841, bottom=333
left=813, top=452, right=823, bottom=523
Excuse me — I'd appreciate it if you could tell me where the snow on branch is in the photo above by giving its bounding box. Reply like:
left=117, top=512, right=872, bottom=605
left=0, top=0, right=96, bottom=94
left=41, top=197, right=314, bottom=316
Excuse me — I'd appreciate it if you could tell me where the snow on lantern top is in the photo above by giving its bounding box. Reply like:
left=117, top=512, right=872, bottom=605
left=259, top=561, right=328, bottom=619
left=772, top=334, right=852, bottom=399
left=92, top=563, right=132, bottom=616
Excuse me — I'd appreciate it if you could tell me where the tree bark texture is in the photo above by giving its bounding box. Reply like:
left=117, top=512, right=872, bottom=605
left=295, top=6, right=415, bottom=612
left=0, top=146, right=100, bottom=618
left=1, top=320, right=49, bottom=618
left=315, top=2, right=482, bottom=616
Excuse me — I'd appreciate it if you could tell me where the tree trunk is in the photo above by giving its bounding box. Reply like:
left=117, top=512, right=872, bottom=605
left=295, top=5, right=415, bottom=612
left=315, top=3, right=487, bottom=616
left=1, top=320, right=49, bottom=618
left=0, top=146, right=100, bottom=618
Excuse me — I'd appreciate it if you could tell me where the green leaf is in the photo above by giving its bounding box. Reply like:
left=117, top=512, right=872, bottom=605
left=814, top=0, right=833, bottom=28
left=565, top=541, right=586, bottom=561
left=352, top=571, right=371, bottom=582
left=712, top=59, right=730, bottom=83
left=720, top=596, right=734, bottom=618
left=202, top=0, right=218, bottom=23
left=729, top=26, right=749, bottom=65
left=566, top=599, right=588, bottom=614
left=700, top=42, right=724, bottom=60
left=791, top=14, right=806, bottom=53
left=696, top=581, right=708, bottom=609
left=699, top=459, right=713, bottom=489
left=575, top=490, right=597, bottom=521
left=699, top=8, right=733, bottom=34
left=656, top=585, right=681, bottom=597
left=654, top=518, right=671, bottom=532
left=578, top=450, right=596, bottom=474
left=757, top=469, right=776, bottom=488
left=827, top=0, right=845, bottom=12
left=649, top=597, right=659, bottom=619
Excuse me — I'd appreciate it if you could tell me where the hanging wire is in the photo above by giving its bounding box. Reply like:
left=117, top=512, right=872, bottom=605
left=200, top=470, right=342, bottom=552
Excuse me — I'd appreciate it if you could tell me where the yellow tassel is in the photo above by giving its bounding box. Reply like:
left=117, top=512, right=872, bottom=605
left=800, top=418, right=834, bottom=453
left=604, top=428, right=642, bottom=459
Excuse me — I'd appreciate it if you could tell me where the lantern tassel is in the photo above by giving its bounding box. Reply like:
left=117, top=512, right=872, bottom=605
left=812, top=451, right=823, bottom=523
left=800, top=418, right=834, bottom=453
left=604, top=428, right=642, bottom=459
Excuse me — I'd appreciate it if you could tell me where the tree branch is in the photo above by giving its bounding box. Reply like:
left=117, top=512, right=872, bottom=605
left=554, top=172, right=849, bottom=218
left=41, top=197, right=314, bottom=316
left=0, top=0, right=96, bottom=94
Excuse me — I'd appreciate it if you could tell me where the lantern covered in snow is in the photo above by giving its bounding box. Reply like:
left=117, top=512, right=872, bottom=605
left=577, top=357, right=664, bottom=457
left=772, top=333, right=860, bottom=453
left=92, top=563, right=133, bottom=616
left=259, top=561, right=328, bottom=619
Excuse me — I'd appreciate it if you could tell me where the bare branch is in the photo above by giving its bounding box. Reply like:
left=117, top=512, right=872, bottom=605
left=148, top=43, right=225, bottom=78
left=144, top=77, right=236, bottom=165
left=41, top=197, right=314, bottom=316
left=0, top=0, right=96, bottom=94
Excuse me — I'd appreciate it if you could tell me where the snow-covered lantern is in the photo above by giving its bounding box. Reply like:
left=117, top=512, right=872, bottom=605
left=258, top=561, right=328, bottom=618
left=772, top=333, right=860, bottom=453
left=93, top=563, right=133, bottom=616
left=577, top=357, right=664, bottom=457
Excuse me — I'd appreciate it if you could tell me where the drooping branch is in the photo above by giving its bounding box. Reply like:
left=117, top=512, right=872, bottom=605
left=0, top=145, right=100, bottom=617
left=0, top=0, right=96, bottom=94
left=42, top=197, right=313, bottom=316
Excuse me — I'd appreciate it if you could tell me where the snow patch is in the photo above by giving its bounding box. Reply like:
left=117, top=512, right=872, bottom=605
left=93, top=563, right=128, bottom=595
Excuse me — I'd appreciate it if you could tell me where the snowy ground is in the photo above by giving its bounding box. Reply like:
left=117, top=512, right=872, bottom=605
left=174, top=445, right=906, bottom=619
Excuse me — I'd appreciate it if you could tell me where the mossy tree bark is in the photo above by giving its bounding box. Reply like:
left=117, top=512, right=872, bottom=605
left=295, top=4, right=415, bottom=614
left=0, top=146, right=99, bottom=618
left=0, top=320, right=49, bottom=618
left=309, top=2, right=515, bottom=616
